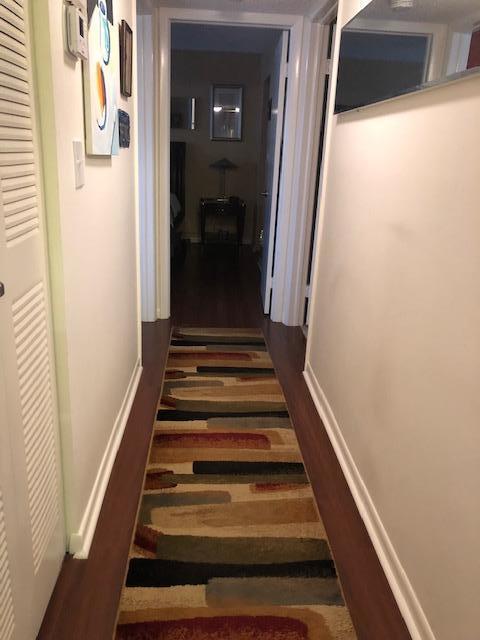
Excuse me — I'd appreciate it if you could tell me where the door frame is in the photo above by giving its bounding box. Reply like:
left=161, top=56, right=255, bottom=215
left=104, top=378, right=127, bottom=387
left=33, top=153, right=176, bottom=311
left=148, top=7, right=307, bottom=323
left=260, top=30, right=289, bottom=315
left=299, top=3, right=339, bottom=330
left=279, top=1, right=339, bottom=327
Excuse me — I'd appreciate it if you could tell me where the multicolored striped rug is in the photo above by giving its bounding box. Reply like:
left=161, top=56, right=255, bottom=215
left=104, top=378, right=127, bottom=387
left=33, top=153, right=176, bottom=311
left=116, top=328, right=356, bottom=639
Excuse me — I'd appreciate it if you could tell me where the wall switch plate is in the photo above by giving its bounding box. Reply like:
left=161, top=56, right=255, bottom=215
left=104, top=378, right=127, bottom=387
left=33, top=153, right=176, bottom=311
left=72, top=140, right=85, bottom=189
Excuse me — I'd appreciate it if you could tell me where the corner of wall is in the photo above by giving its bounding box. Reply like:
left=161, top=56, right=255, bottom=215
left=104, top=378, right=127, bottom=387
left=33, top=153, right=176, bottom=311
left=69, top=358, right=142, bottom=558
left=33, top=0, right=143, bottom=556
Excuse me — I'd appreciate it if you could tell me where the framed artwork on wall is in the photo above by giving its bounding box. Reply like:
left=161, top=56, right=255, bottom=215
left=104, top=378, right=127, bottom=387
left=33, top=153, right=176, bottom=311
left=211, top=85, right=243, bottom=141
left=118, top=109, right=130, bottom=147
left=120, top=20, right=133, bottom=97
left=83, top=0, right=119, bottom=156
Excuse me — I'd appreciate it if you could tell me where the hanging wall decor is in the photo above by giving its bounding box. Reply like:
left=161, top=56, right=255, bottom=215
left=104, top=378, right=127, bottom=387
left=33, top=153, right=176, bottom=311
left=83, top=0, right=119, bottom=156
left=120, top=20, right=133, bottom=97
left=118, top=109, right=130, bottom=147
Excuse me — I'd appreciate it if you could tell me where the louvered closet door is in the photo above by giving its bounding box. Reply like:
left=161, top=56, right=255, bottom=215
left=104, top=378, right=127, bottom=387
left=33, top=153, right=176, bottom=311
left=0, top=1, right=65, bottom=638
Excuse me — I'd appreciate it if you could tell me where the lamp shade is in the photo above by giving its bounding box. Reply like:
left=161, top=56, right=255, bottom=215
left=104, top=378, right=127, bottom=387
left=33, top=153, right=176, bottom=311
left=209, top=158, right=238, bottom=171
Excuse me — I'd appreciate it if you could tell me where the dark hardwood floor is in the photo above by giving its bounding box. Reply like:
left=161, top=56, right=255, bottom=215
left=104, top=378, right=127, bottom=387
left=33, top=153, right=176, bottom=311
left=38, top=244, right=410, bottom=639
left=171, top=244, right=265, bottom=326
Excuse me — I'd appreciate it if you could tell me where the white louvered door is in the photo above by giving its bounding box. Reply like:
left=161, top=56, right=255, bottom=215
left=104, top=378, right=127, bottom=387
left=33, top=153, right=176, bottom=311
left=0, top=1, right=65, bottom=638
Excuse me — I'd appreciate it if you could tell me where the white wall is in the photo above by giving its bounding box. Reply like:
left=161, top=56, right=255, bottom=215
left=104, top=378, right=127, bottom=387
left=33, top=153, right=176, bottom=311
left=306, top=1, right=480, bottom=639
left=34, top=0, right=140, bottom=556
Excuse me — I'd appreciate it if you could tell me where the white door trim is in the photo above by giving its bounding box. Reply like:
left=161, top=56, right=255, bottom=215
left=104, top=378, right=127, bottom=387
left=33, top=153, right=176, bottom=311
left=155, top=7, right=171, bottom=320
left=305, top=3, right=343, bottom=366
left=153, top=7, right=307, bottom=323
left=279, top=3, right=340, bottom=326
left=261, top=31, right=289, bottom=315
left=302, top=7, right=339, bottom=329
left=277, top=17, right=323, bottom=325
left=138, top=15, right=157, bottom=322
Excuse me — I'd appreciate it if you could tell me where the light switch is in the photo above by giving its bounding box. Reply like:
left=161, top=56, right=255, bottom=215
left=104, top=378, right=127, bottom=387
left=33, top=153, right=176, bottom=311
left=72, top=139, right=85, bottom=189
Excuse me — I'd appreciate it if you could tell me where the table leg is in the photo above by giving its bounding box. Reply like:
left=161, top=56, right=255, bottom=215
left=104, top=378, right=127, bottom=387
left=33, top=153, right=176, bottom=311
left=237, top=204, right=246, bottom=251
left=200, top=203, right=206, bottom=247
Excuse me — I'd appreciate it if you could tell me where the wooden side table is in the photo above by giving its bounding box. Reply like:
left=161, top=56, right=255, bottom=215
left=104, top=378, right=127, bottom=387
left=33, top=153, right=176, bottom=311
left=199, top=197, right=246, bottom=248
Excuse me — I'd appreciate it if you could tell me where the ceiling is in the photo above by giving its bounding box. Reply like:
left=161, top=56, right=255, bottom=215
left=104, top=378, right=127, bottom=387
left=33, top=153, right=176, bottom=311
left=172, top=23, right=283, bottom=53
left=151, top=0, right=321, bottom=16
left=358, top=0, right=480, bottom=25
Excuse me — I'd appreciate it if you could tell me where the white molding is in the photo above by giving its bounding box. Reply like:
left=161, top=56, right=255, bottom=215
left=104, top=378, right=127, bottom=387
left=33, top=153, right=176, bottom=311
left=305, top=1, right=343, bottom=365
left=138, top=15, right=157, bottom=323
left=282, top=3, right=340, bottom=327
left=132, top=12, right=143, bottom=359
left=268, top=17, right=306, bottom=323
left=262, top=31, right=289, bottom=315
left=155, top=8, right=171, bottom=320
left=69, top=359, right=143, bottom=559
left=303, top=361, right=436, bottom=640
left=157, top=7, right=306, bottom=28
left=279, top=18, right=323, bottom=326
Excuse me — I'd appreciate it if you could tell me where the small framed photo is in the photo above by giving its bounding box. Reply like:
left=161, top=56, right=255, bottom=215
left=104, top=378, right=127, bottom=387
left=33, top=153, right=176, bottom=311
left=119, top=20, right=133, bottom=97
left=211, top=85, right=243, bottom=141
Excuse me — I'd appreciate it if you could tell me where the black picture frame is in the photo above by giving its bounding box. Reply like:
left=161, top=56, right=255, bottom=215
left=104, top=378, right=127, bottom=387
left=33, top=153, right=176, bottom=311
left=118, top=109, right=130, bottom=148
left=211, top=85, right=244, bottom=141
left=119, top=20, right=133, bottom=97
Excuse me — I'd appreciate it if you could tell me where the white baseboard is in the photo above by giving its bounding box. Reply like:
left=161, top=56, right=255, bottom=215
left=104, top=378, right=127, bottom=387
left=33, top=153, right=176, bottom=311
left=303, top=361, right=436, bottom=640
left=69, top=358, right=143, bottom=559
left=156, top=307, right=170, bottom=320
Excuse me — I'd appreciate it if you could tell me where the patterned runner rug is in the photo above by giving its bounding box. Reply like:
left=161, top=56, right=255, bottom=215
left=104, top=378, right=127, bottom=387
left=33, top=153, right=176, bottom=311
left=115, top=328, right=356, bottom=639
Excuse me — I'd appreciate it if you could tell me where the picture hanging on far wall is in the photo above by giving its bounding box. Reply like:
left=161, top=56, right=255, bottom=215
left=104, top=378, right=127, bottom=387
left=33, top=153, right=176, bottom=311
left=83, top=0, right=119, bottom=156
left=211, top=85, right=243, bottom=141
left=120, top=20, right=133, bottom=97
left=118, top=109, right=130, bottom=147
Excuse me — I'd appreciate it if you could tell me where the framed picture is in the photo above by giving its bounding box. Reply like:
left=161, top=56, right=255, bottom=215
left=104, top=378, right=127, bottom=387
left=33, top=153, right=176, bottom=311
left=171, top=97, right=197, bottom=130
left=120, top=20, right=133, bottom=97
left=118, top=109, right=130, bottom=148
left=211, top=85, right=243, bottom=141
left=83, top=0, right=119, bottom=156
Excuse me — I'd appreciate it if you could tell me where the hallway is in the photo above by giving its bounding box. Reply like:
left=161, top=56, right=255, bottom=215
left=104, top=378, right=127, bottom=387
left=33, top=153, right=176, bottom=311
left=0, top=1, right=476, bottom=638
left=38, top=252, right=410, bottom=639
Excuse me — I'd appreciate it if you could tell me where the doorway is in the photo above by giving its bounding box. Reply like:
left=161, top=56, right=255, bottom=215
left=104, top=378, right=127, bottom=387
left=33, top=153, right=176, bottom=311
left=137, top=8, right=306, bottom=325
left=167, top=22, right=287, bottom=321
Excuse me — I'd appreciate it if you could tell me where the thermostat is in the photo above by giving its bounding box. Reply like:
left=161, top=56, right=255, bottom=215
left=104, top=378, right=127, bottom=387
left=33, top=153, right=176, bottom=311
left=66, top=3, right=88, bottom=60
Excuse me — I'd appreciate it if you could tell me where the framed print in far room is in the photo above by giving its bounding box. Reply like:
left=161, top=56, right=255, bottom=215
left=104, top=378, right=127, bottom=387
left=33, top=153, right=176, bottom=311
left=211, top=85, right=243, bottom=141
left=120, top=20, right=133, bottom=97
